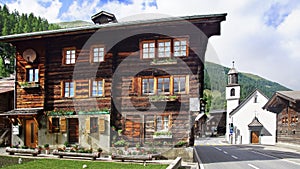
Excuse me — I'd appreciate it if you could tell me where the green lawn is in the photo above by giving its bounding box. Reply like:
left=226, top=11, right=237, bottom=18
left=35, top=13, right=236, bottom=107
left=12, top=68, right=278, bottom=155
left=0, top=156, right=168, bottom=169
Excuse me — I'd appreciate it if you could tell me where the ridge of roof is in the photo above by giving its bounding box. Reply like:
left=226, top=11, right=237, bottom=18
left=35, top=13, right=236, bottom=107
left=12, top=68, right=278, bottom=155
left=0, top=13, right=227, bottom=42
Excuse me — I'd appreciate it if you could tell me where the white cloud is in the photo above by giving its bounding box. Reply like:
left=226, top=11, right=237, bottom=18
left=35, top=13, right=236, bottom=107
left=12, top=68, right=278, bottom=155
left=2, top=0, right=300, bottom=90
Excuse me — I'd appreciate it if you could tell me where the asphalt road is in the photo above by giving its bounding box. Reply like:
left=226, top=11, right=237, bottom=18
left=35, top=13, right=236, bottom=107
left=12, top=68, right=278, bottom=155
left=194, top=145, right=300, bottom=169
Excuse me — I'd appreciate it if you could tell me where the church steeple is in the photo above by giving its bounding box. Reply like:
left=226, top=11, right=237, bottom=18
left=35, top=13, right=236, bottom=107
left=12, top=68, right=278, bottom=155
left=228, top=61, right=239, bottom=85
left=225, top=61, right=241, bottom=142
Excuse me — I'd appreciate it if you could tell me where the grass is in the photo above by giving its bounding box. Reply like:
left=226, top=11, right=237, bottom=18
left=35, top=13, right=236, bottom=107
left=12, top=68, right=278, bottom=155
left=0, top=156, right=168, bottom=169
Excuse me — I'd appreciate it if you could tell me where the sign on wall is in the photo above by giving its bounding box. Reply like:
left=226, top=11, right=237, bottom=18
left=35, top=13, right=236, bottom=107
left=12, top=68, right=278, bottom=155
left=190, top=98, right=200, bottom=111
left=12, top=125, right=19, bottom=135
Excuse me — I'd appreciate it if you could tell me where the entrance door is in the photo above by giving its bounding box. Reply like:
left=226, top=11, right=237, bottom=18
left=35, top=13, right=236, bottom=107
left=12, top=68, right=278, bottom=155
left=251, top=131, right=259, bottom=144
left=25, top=119, right=38, bottom=148
left=68, top=118, right=79, bottom=144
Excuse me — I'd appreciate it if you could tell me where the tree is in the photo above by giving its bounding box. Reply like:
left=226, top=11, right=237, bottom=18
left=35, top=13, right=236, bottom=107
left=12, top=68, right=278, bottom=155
left=0, top=4, right=61, bottom=77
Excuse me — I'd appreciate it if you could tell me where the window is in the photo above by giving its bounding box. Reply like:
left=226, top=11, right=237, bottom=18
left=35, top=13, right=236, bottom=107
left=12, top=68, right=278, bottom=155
left=142, top=78, right=154, bottom=95
left=140, top=76, right=188, bottom=95
left=142, top=41, right=155, bottom=59
left=52, top=118, right=60, bottom=133
left=90, top=117, right=98, bottom=133
left=158, top=40, right=171, bottom=58
left=64, top=81, right=74, bottom=98
left=174, top=76, right=186, bottom=94
left=230, top=88, right=235, bottom=96
left=63, top=48, right=76, bottom=64
left=254, top=95, right=258, bottom=103
left=91, top=79, right=104, bottom=97
left=140, top=38, right=188, bottom=59
left=157, top=115, right=169, bottom=131
left=91, top=46, right=105, bottom=62
left=157, top=77, right=170, bottom=94
left=174, top=39, right=187, bottom=57
left=27, top=68, right=39, bottom=82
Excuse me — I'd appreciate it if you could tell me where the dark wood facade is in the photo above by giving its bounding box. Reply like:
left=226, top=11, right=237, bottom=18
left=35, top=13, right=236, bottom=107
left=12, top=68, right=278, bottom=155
left=0, top=13, right=226, bottom=147
left=264, top=91, right=300, bottom=144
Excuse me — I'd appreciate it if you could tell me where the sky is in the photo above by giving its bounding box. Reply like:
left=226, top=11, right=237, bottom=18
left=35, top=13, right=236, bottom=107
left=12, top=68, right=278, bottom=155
left=1, top=0, right=300, bottom=90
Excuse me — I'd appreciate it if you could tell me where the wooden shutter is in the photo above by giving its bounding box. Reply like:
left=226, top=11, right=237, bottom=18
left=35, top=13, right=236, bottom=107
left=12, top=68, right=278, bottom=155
left=48, top=117, right=53, bottom=133
left=132, top=77, right=142, bottom=95
left=85, top=117, right=90, bottom=134
left=168, top=114, right=173, bottom=130
left=60, top=117, right=67, bottom=133
left=154, top=115, right=157, bottom=131
left=99, top=118, right=105, bottom=133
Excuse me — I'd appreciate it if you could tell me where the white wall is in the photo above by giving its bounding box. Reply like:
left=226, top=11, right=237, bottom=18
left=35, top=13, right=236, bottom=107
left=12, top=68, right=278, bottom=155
left=231, top=91, right=276, bottom=145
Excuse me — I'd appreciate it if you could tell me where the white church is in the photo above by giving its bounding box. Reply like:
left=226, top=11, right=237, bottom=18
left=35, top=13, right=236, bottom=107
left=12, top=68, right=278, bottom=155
left=225, top=63, right=276, bottom=145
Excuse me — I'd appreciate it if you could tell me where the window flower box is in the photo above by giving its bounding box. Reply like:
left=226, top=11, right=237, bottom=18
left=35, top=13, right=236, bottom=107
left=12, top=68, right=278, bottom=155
left=153, top=131, right=172, bottom=139
left=19, top=82, right=39, bottom=88
left=150, top=58, right=177, bottom=65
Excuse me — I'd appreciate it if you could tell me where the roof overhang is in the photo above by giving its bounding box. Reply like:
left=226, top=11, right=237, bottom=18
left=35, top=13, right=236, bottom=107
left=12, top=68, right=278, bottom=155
left=0, top=108, right=43, bottom=117
left=0, top=13, right=227, bottom=43
left=263, top=91, right=300, bottom=113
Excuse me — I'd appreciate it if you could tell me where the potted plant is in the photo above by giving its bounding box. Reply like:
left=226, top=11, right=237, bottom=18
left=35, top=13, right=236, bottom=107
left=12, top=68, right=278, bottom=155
left=44, top=144, right=50, bottom=154
left=97, top=148, right=102, bottom=157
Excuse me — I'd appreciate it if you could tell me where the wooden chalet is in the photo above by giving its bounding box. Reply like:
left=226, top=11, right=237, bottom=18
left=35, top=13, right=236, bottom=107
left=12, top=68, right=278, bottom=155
left=263, top=91, right=300, bottom=144
left=0, top=11, right=226, bottom=149
left=0, top=75, right=14, bottom=146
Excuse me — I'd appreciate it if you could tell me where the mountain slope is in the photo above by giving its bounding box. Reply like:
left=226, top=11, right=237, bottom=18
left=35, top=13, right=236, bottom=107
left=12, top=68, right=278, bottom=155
left=204, top=61, right=290, bottom=111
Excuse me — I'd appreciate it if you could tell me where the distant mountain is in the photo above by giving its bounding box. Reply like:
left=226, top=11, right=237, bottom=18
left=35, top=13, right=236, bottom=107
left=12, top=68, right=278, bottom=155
left=204, top=62, right=290, bottom=111
left=55, top=20, right=93, bottom=28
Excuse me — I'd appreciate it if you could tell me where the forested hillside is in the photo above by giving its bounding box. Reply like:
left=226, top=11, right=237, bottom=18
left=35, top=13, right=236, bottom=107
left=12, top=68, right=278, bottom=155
left=0, top=5, right=60, bottom=77
left=203, top=62, right=290, bottom=112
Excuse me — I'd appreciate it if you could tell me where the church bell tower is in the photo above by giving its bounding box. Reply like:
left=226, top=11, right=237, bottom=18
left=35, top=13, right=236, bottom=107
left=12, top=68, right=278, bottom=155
left=225, top=61, right=240, bottom=142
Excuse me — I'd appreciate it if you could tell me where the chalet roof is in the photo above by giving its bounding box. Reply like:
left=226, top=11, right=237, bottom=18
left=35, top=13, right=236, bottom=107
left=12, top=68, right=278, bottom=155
left=0, top=13, right=227, bottom=43
left=230, top=89, right=269, bottom=116
left=0, top=75, right=14, bottom=93
left=248, top=116, right=263, bottom=127
left=263, top=91, right=300, bottom=113
left=0, top=108, right=43, bottom=116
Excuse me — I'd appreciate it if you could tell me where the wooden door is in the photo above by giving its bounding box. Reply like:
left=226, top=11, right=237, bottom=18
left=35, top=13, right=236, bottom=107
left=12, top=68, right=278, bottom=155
left=251, top=131, right=259, bottom=144
left=68, top=118, right=79, bottom=144
left=25, top=119, right=38, bottom=148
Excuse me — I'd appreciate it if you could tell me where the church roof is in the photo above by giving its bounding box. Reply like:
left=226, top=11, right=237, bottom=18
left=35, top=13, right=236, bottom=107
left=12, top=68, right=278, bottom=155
left=248, top=116, right=263, bottom=127
left=229, top=89, right=269, bottom=116
left=228, top=67, right=238, bottom=75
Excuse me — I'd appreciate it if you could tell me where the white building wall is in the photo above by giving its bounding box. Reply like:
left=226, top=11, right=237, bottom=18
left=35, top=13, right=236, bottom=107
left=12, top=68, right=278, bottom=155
left=230, top=91, right=276, bottom=145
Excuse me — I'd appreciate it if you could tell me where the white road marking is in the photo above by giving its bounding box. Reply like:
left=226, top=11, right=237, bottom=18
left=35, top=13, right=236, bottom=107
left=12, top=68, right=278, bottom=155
left=214, top=147, right=222, bottom=151
left=223, top=151, right=228, bottom=154
left=231, top=155, right=238, bottom=159
left=248, top=164, right=260, bottom=169
left=251, top=151, right=277, bottom=159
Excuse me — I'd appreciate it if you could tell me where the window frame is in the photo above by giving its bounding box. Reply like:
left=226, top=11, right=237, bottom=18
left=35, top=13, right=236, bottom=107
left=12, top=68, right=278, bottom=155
left=90, top=117, right=99, bottom=133
left=173, top=38, right=189, bottom=57
left=90, top=79, right=105, bottom=97
left=26, top=68, right=39, bottom=82
left=140, top=75, right=189, bottom=96
left=90, top=45, right=105, bottom=63
left=142, top=77, right=155, bottom=95
left=140, top=40, right=156, bottom=59
left=62, top=47, right=76, bottom=65
left=140, top=37, right=189, bottom=59
left=62, top=81, right=75, bottom=98
left=157, top=39, right=171, bottom=58
left=173, top=75, right=188, bottom=94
